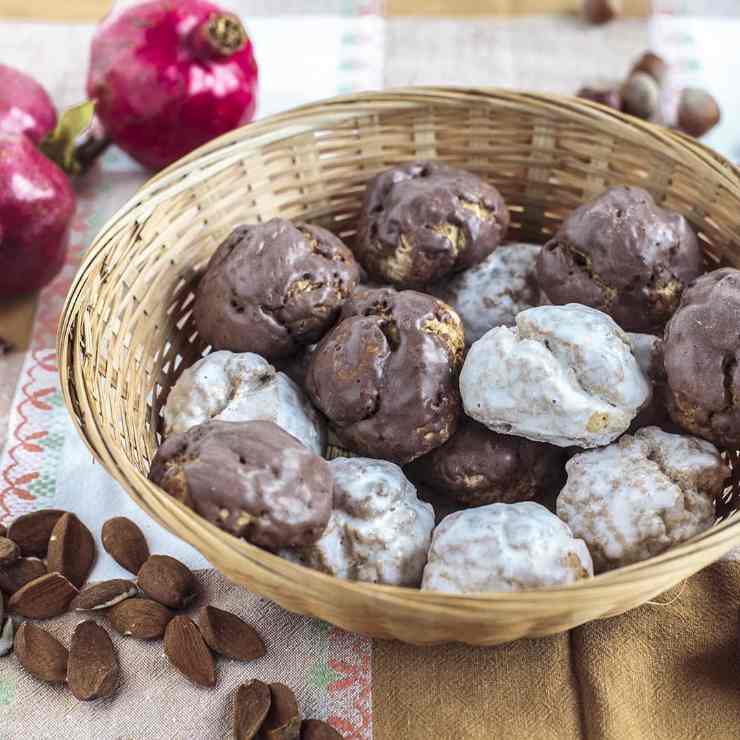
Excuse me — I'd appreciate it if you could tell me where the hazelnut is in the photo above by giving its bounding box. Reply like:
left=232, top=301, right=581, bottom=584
left=677, top=87, right=721, bottom=138
left=630, top=51, right=669, bottom=86
left=582, top=0, right=621, bottom=25
left=621, top=72, right=660, bottom=121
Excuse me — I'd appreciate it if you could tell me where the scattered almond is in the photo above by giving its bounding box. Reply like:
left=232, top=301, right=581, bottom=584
left=0, top=557, right=47, bottom=594
left=8, top=509, right=66, bottom=557
left=0, top=536, right=20, bottom=567
left=8, top=572, right=78, bottom=619
left=300, top=719, right=343, bottom=740
left=14, top=622, right=68, bottom=682
left=71, top=579, right=138, bottom=611
left=108, top=597, right=173, bottom=639
left=101, top=517, right=150, bottom=575
left=67, top=620, right=119, bottom=701
left=198, top=606, right=265, bottom=662
left=233, top=679, right=272, bottom=740
left=260, top=683, right=301, bottom=740
left=46, top=513, right=96, bottom=589
left=163, top=615, right=216, bottom=687
left=138, top=555, right=197, bottom=609
left=0, top=617, right=14, bottom=657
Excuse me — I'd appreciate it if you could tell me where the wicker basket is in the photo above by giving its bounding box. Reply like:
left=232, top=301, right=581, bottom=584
left=58, top=88, right=740, bottom=645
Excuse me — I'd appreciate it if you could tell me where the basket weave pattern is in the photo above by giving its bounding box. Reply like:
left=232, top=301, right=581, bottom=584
left=59, top=88, right=740, bottom=644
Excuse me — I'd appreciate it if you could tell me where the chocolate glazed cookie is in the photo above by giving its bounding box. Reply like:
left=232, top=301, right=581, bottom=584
left=355, top=161, right=509, bottom=288
left=305, top=287, right=464, bottom=464
left=664, top=268, right=740, bottom=447
left=407, top=418, right=565, bottom=507
left=537, top=186, right=703, bottom=332
left=194, top=219, right=360, bottom=359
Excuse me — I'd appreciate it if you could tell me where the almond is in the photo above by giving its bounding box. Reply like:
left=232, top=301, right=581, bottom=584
left=9, top=572, right=78, bottom=618
left=14, top=622, right=68, bottom=682
left=0, top=523, right=6, bottom=538
left=0, top=536, right=20, bottom=566
left=233, top=679, right=271, bottom=740
left=108, top=597, right=173, bottom=639
left=0, top=557, right=47, bottom=594
left=67, top=620, right=119, bottom=700
left=101, top=517, right=150, bottom=575
left=198, top=606, right=265, bottom=662
left=7, top=509, right=66, bottom=556
left=71, top=579, right=138, bottom=611
left=163, top=615, right=216, bottom=687
left=259, top=683, right=301, bottom=740
left=137, top=555, right=197, bottom=609
left=46, top=513, right=96, bottom=588
left=299, top=719, right=343, bottom=740
left=0, top=617, right=14, bottom=657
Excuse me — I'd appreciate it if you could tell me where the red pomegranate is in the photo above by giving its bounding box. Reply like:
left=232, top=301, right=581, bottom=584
left=0, top=64, right=57, bottom=145
left=0, top=133, right=76, bottom=297
left=87, top=0, right=259, bottom=170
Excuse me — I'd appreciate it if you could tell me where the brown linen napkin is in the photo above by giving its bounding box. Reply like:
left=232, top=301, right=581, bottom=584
left=373, top=561, right=740, bottom=740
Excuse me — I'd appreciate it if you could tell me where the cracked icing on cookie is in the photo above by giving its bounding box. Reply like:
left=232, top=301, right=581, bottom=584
left=460, top=304, right=651, bottom=447
left=306, top=287, right=463, bottom=463
left=556, top=426, right=727, bottom=572
left=194, top=219, right=360, bottom=359
left=163, top=351, right=325, bottom=454
left=355, top=161, right=509, bottom=288
left=283, top=458, right=434, bottom=586
left=537, top=186, right=702, bottom=332
left=664, top=268, right=740, bottom=447
left=149, top=420, right=333, bottom=550
left=430, top=243, right=542, bottom=345
left=421, top=501, right=593, bottom=593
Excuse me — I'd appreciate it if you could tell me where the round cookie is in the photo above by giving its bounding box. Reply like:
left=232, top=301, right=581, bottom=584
left=305, top=286, right=464, bottom=464
left=283, top=458, right=435, bottom=587
left=355, top=161, right=509, bottom=288
left=460, top=304, right=650, bottom=448
left=149, top=420, right=332, bottom=550
left=556, top=426, right=727, bottom=572
left=421, top=501, right=593, bottom=593
left=663, top=268, right=740, bottom=447
left=194, top=218, right=360, bottom=359
left=537, top=186, right=703, bottom=332
left=407, top=418, right=565, bottom=507
left=430, top=243, right=542, bottom=345
left=163, top=351, right=325, bottom=454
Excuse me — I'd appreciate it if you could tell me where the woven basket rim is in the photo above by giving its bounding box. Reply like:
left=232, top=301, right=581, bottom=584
left=59, top=86, right=740, bottom=612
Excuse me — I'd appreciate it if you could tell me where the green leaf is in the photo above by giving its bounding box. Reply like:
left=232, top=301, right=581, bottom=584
left=39, top=100, right=97, bottom=176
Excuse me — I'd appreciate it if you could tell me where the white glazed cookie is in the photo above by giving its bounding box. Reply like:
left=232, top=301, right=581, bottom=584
left=284, top=457, right=435, bottom=587
left=163, top=350, right=326, bottom=454
left=421, top=501, right=593, bottom=593
left=459, top=303, right=651, bottom=447
left=556, top=426, right=728, bottom=572
left=430, top=243, right=542, bottom=345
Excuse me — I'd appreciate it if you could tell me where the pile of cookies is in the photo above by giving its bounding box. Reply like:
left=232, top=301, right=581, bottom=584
left=149, top=160, right=736, bottom=593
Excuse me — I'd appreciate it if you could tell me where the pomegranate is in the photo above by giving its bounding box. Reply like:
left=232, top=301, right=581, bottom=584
left=0, top=64, right=57, bottom=145
left=0, top=133, right=75, bottom=297
left=87, top=0, right=259, bottom=170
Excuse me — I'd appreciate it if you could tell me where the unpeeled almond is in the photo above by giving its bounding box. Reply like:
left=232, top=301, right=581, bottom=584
left=299, top=719, right=343, bottom=740
left=71, top=579, right=138, bottom=611
left=8, top=572, right=78, bottom=619
left=198, top=605, right=265, bottom=661
left=0, top=557, right=47, bottom=594
left=14, top=622, right=68, bottom=682
left=138, top=555, right=197, bottom=609
left=7, top=509, right=66, bottom=557
left=233, top=679, right=271, bottom=740
left=46, top=513, right=96, bottom=588
left=108, top=597, right=173, bottom=639
left=163, top=615, right=216, bottom=687
left=0, top=617, right=14, bottom=657
left=67, top=620, right=119, bottom=700
left=101, top=517, right=150, bottom=575
left=260, top=683, right=301, bottom=740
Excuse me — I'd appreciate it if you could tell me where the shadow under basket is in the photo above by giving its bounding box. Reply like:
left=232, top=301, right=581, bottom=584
left=59, top=87, right=740, bottom=645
